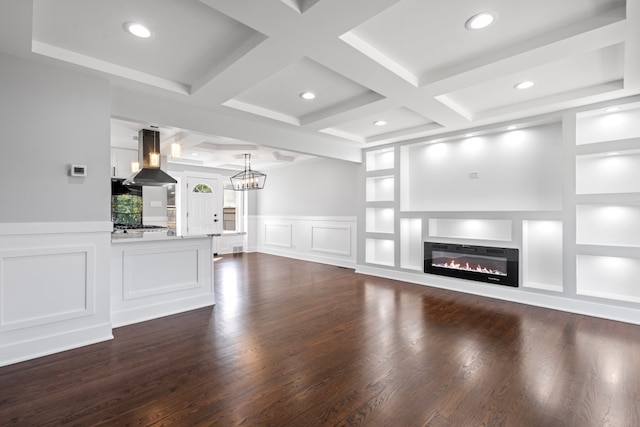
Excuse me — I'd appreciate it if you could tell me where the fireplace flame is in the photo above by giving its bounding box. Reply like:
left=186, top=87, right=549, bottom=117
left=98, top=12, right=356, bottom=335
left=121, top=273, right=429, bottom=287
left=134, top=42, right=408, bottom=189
left=436, top=259, right=506, bottom=276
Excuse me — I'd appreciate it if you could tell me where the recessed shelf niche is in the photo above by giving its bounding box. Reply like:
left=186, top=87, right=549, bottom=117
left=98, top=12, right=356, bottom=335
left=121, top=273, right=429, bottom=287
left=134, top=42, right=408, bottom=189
left=522, top=220, right=563, bottom=291
left=577, top=254, right=640, bottom=303
left=366, top=238, right=395, bottom=267
left=366, top=175, right=394, bottom=202
left=400, top=218, right=422, bottom=270
left=366, top=148, right=394, bottom=171
left=577, top=205, right=640, bottom=247
left=576, top=151, right=640, bottom=195
left=428, top=218, right=512, bottom=241
left=366, top=208, right=394, bottom=234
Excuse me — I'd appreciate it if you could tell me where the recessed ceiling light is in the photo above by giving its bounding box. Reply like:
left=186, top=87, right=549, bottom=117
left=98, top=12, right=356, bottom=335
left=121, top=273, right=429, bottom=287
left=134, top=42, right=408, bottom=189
left=507, top=125, right=517, bottom=130
left=605, top=106, right=620, bottom=113
left=465, top=11, right=498, bottom=30
left=374, top=120, right=387, bottom=126
left=124, top=22, right=152, bottom=38
left=465, top=133, right=474, bottom=137
left=299, top=91, right=316, bottom=100
left=606, top=152, right=620, bottom=156
left=514, top=81, right=535, bottom=90
left=191, top=152, right=199, bottom=156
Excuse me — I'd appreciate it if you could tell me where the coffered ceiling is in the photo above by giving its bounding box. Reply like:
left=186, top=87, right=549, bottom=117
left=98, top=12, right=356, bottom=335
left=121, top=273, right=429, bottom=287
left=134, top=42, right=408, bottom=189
left=1, top=0, right=639, bottom=167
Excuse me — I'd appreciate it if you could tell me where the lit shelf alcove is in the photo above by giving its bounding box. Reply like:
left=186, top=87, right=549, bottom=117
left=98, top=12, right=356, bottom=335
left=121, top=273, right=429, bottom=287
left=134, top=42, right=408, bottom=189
left=522, top=220, right=563, bottom=292
left=400, top=218, right=422, bottom=271
left=428, top=218, right=512, bottom=242
left=576, top=150, right=640, bottom=195
left=366, top=175, right=394, bottom=202
left=366, top=148, right=395, bottom=172
left=576, top=254, right=640, bottom=304
left=366, top=207, right=394, bottom=234
left=365, top=238, right=395, bottom=267
left=577, top=205, right=640, bottom=247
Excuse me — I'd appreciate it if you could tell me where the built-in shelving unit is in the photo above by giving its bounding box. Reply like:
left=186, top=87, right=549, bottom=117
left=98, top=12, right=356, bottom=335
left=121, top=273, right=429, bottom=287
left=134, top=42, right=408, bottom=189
left=428, top=218, right=512, bottom=241
left=522, top=220, right=563, bottom=291
left=365, top=148, right=396, bottom=267
left=574, top=102, right=640, bottom=303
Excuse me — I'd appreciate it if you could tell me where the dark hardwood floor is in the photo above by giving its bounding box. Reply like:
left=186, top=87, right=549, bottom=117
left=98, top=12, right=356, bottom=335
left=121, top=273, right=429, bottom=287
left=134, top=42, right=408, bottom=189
left=1, top=253, right=640, bottom=426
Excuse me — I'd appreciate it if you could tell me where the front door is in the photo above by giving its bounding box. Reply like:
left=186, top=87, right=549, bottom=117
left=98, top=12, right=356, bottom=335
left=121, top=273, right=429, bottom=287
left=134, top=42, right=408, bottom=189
left=186, top=177, right=219, bottom=235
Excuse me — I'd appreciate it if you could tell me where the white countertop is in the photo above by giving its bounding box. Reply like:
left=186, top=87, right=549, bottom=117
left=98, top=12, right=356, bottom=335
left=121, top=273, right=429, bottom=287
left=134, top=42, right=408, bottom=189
left=111, top=231, right=215, bottom=243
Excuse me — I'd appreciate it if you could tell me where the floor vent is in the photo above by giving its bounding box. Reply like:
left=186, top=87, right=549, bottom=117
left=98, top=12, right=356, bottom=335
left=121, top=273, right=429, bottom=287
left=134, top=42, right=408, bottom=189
left=232, top=245, right=243, bottom=253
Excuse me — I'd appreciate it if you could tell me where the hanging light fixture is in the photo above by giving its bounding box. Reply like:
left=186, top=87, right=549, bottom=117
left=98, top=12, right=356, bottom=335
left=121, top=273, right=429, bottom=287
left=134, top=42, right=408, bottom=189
left=148, top=130, right=160, bottom=168
left=230, top=153, right=267, bottom=191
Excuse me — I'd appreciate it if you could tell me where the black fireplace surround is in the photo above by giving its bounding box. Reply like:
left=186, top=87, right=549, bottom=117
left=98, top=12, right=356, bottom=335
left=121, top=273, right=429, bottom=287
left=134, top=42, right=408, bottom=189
left=424, top=242, right=519, bottom=287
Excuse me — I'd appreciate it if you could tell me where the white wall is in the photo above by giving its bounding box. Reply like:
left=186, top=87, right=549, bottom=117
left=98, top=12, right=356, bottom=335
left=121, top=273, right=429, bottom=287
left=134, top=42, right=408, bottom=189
left=401, top=123, right=563, bottom=212
left=0, top=54, right=113, bottom=366
left=256, top=158, right=358, bottom=216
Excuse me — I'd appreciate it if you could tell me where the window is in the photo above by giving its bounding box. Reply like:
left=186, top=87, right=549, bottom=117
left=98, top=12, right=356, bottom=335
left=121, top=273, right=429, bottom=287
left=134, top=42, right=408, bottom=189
left=192, top=183, right=212, bottom=193
left=223, top=186, right=242, bottom=232
left=111, top=194, right=142, bottom=225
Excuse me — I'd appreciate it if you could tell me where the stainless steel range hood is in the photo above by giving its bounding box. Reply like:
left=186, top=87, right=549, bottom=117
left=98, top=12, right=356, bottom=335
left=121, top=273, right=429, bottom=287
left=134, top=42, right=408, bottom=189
left=123, top=129, right=177, bottom=186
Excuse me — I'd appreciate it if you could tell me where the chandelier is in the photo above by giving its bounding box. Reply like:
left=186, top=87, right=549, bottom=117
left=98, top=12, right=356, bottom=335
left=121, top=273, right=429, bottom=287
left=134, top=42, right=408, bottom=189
left=230, top=153, right=267, bottom=191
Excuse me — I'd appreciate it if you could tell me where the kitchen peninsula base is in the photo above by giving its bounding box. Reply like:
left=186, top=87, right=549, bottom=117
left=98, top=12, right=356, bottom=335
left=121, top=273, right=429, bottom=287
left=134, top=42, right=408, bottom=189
left=111, top=234, right=214, bottom=327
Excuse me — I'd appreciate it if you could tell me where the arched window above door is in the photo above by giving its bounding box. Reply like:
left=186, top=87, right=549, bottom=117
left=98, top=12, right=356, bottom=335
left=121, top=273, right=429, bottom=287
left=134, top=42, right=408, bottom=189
left=192, top=183, right=213, bottom=193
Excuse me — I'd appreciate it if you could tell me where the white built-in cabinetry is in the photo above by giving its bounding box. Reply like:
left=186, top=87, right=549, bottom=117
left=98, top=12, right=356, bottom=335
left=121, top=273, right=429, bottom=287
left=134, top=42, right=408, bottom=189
left=364, top=123, right=565, bottom=292
left=110, top=147, right=138, bottom=179
left=575, top=103, right=640, bottom=303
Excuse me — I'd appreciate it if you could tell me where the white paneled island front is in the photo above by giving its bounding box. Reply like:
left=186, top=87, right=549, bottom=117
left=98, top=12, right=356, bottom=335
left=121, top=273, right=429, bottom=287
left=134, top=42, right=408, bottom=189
left=111, top=233, right=214, bottom=327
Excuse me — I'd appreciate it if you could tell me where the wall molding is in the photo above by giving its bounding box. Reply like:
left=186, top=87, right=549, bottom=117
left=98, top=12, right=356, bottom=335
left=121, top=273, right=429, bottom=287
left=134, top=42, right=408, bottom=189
left=0, top=221, right=112, bottom=235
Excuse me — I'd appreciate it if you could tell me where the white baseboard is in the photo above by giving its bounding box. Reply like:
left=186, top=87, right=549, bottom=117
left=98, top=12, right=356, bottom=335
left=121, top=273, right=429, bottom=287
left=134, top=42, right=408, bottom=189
left=356, top=264, right=640, bottom=326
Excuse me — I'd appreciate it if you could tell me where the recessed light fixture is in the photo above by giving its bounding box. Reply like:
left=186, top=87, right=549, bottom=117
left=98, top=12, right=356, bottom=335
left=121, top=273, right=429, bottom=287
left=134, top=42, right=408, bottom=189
left=465, top=11, right=498, bottom=30
left=605, top=106, right=620, bottom=113
left=507, top=125, right=517, bottom=130
left=123, top=22, right=152, bottom=38
left=465, top=133, right=474, bottom=137
left=514, top=81, right=535, bottom=90
left=191, top=152, right=199, bottom=156
left=606, top=152, right=620, bottom=156
left=374, top=120, right=387, bottom=126
left=299, top=91, right=316, bottom=100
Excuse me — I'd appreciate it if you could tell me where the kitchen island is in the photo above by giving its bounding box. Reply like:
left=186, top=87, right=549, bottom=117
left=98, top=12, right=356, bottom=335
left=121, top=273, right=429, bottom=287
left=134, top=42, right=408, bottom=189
left=111, top=232, right=215, bottom=327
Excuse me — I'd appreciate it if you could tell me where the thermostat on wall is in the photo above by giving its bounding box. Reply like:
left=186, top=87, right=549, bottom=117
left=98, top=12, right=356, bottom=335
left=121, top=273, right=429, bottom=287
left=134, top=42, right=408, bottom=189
left=70, top=164, right=87, bottom=177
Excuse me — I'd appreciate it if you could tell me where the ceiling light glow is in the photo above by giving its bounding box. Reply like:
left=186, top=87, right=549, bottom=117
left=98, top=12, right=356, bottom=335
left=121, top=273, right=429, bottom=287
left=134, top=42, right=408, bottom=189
left=374, top=120, right=387, bottom=126
left=605, top=107, right=620, bottom=113
left=124, top=22, right=152, bottom=38
left=299, top=91, right=316, bottom=100
left=507, top=125, right=517, bottom=130
left=514, top=81, right=535, bottom=90
left=465, top=11, right=498, bottom=30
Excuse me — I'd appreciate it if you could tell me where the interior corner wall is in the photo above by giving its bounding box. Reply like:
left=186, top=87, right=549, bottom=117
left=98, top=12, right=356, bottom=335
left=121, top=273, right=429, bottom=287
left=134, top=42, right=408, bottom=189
left=0, top=53, right=111, bottom=222
left=252, top=158, right=359, bottom=267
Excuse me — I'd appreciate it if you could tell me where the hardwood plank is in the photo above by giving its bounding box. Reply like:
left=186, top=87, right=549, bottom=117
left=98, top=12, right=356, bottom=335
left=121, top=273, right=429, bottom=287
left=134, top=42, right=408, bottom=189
left=1, top=253, right=639, bottom=426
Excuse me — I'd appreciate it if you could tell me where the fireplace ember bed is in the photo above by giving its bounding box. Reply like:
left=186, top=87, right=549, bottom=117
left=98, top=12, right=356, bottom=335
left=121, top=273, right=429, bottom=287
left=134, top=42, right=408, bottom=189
left=424, top=242, right=519, bottom=287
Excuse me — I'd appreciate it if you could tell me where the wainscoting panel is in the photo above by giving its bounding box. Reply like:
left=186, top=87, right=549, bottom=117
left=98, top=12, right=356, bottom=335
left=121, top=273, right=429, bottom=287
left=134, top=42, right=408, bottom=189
left=311, top=226, right=351, bottom=256
left=264, top=224, right=293, bottom=248
left=0, top=245, right=94, bottom=331
left=123, top=246, right=200, bottom=299
left=111, top=237, right=214, bottom=327
left=0, top=222, right=113, bottom=367
left=252, top=216, right=356, bottom=268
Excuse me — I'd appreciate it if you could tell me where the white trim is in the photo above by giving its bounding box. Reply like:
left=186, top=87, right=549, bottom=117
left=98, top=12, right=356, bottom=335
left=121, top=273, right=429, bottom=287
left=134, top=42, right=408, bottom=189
left=356, top=264, right=640, bottom=326
left=260, top=246, right=356, bottom=269
left=251, top=215, right=357, bottom=222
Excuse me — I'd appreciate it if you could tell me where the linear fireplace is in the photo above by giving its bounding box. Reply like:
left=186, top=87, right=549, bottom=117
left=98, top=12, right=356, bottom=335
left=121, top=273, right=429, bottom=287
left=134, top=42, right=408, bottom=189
left=424, top=242, right=519, bottom=287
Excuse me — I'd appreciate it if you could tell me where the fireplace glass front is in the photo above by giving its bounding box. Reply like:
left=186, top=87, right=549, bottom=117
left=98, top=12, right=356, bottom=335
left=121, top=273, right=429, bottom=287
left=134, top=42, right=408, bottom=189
left=424, top=242, right=519, bottom=287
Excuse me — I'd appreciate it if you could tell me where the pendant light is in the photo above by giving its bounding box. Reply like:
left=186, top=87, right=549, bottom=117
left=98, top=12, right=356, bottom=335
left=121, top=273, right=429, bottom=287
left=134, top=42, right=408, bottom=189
left=230, top=153, right=267, bottom=191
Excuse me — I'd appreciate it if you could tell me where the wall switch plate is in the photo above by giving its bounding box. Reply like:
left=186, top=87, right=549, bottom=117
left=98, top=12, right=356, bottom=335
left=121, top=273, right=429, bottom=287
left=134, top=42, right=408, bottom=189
left=468, top=171, right=479, bottom=179
left=70, top=164, right=87, bottom=177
